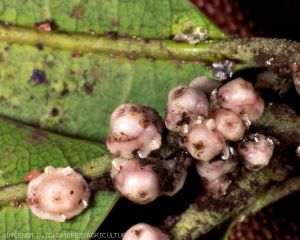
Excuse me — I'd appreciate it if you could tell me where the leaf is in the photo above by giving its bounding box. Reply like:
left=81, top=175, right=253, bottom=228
left=0, top=0, right=226, bottom=141
left=0, top=0, right=299, bottom=239
left=0, top=116, right=118, bottom=240
left=0, top=0, right=225, bottom=238
left=0, top=32, right=299, bottom=142
left=0, top=0, right=224, bottom=39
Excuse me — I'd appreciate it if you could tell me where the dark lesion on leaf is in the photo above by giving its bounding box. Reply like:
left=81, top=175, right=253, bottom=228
left=26, top=129, right=46, bottom=143
left=35, top=43, right=44, bottom=50
left=71, top=5, right=85, bottom=18
left=30, top=69, right=47, bottom=85
left=0, top=53, right=4, bottom=63
left=84, top=83, right=94, bottom=94
left=111, top=18, right=119, bottom=27
left=34, top=20, right=55, bottom=32
left=61, top=88, right=69, bottom=96
left=50, top=107, right=59, bottom=117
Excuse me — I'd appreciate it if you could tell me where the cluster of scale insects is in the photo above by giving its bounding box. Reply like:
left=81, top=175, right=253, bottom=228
left=26, top=76, right=279, bottom=239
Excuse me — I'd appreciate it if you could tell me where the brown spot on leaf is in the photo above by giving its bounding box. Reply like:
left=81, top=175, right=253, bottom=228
left=72, top=50, right=82, bottom=58
left=71, top=5, right=85, bottom=18
left=10, top=197, right=20, bottom=208
left=50, top=108, right=59, bottom=117
left=30, top=69, right=47, bottom=85
left=45, top=60, right=55, bottom=68
left=36, top=43, right=44, bottom=50
left=84, top=83, right=94, bottom=94
left=61, top=88, right=69, bottom=96
left=111, top=18, right=119, bottom=26
left=26, top=129, right=46, bottom=143
left=106, top=31, right=118, bottom=40
left=24, top=170, right=42, bottom=182
left=0, top=53, right=4, bottom=63
left=35, top=20, right=53, bottom=32
left=127, top=53, right=136, bottom=60
left=91, top=66, right=101, bottom=80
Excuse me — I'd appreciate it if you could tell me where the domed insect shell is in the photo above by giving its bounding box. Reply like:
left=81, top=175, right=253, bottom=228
left=111, top=157, right=160, bottom=205
left=237, top=133, right=275, bottom=171
left=27, top=166, right=90, bottom=222
left=123, top=223, right=170, bottom=240
left=106, top=103, right=164, bottom=158
left=214, top=109, right=246, bottom=141
left=217, top=78, right=265, bottom=123
left=164, top=85, right=209, bottom=134
left=185, top=119, right=226, bottom=161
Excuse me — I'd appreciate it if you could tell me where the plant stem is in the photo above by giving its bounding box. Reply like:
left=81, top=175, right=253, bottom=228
left=255, top=104, right=300, bottom=145
left=0, top=26, right=299, bottom=77
left=222, top=175, right=300, bottom=240
left=171, top=169, right=300, bottom=240
left=0, top=183, right=27, bottom=206
left=0, top=154, right=113, bottom=207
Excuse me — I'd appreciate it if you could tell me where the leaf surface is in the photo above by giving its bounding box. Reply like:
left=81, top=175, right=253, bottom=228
left=0, top=0, right=224, bottom=39
left=0, top=116, right=118, bottom=240
left=0, top=0, right=225, bottom=141
left=0, top=0, right=223, bottom=238
left=0, top=0, right=300, bottom=239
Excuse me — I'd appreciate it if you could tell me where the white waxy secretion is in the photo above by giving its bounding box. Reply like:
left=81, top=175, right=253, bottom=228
left=112, top=158, right=160, bottom=205
left=106, top=104, right=163, bottom=158
left=123, top=223, right=170, bottom=240
left=165, top=85, right=209, bottom=133
left=238, top=134, right=274, bottom=171
left=217, top=78, right=264, bottom=122
left=27, top=166, right=90, bottom=222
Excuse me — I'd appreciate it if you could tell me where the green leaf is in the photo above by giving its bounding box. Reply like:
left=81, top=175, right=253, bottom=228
left=0, top=0, right=299, bottom=239
left=0, top=28, right=213, bottom=141
left=0, top=0, right=226, bottom=141
left=0, top=116, right=118, bottom=240
left=0, top=0, right=225, bottom=238
left=0, top=0, right=224, bottom=39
